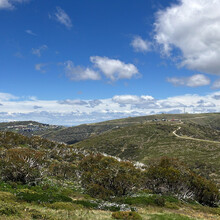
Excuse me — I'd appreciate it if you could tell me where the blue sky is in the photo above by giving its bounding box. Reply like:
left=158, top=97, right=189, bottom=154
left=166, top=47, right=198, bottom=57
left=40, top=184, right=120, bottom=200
left=1, top=0, right=220, bottom=125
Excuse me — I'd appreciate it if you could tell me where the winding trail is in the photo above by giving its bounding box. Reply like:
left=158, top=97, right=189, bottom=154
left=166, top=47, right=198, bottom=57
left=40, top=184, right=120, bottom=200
left=172, top=126, right=220, bottom=144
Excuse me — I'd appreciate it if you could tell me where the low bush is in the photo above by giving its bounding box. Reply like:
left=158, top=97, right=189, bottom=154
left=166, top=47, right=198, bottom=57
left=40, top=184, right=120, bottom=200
left=87, top=183, right=114, bottom=199
left=103, top=205, right=120, bottom=212
left=121, top=195, right=165, bottom=207
left=0, top=191, right=16, bottom=202
left=16, top=190, right=72, bottom=204
left=122, top=196, right=154, bottom=206
left=27, top=209, right=50, bottom=219
left=165, top=202, right=180, bottom=210
left=0, top=202, right=19, bottom=216
left=112, top=211, right=142, bottom=220
left=154, top=195, right=165, bottom=206
left=163, top=195, right=179, bottom=204
left=72, top=200, right=99, bottom=209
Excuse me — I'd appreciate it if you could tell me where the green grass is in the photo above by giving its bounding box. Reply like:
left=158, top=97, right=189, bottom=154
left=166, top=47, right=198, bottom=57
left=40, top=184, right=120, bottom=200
left=0, top=184, right=219, bottom=219
left=146, top=213, right=195, bottom=220
left=116, top=195, right=166, bottom=207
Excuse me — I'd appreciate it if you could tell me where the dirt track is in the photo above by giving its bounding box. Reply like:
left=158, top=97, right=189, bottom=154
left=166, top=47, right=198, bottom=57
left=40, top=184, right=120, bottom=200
left=172, top=127, right=220, bottom=144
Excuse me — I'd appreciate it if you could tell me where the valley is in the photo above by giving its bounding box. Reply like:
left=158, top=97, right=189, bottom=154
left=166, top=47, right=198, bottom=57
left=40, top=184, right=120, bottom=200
left=0, top=113, right=220, bottom=219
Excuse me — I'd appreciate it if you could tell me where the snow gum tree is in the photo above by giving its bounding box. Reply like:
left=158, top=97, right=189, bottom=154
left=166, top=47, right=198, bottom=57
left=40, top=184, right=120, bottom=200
left=0, top=148, right=45, bottom=184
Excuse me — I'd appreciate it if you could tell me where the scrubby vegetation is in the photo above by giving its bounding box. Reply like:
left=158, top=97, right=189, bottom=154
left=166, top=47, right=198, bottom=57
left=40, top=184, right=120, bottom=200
left=40, top=113, right=220, bottom=144
left=112, top=211, right=142, bottom=220
left=0, top=148, right=44, bottom=184
left=74, top=120, right=220, bottom=185
left=145, top=157, right=219, bottom=206
left=175, top=123, right=220, bottom=141
left=0, top=113, right=220, bottom=219
left=79, top=154, right=142, bottom=198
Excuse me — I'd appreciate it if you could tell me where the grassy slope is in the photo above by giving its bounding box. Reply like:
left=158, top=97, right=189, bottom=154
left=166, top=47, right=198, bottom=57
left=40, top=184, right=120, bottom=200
left=0, top=131, right=219, bottom=219
left=41, top=124, right=125, bottom=144
left=1, top=113, right=219, bottom=145
left=74, top=122, right=220, bottom=185
left=40, top=113, right=220, bottom=144
left=182, top=113, right=220, bottom=130
left=0, top=188, right=219, bottom=220
left=175, top=123, right=220, bottom=141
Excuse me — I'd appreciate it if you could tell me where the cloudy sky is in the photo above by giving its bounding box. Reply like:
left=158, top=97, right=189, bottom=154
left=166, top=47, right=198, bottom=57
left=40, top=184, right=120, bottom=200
left=1, top=0, right=220, bottom=125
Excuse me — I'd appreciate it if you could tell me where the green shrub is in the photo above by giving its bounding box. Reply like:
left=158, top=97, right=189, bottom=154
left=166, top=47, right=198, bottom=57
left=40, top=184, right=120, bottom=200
left=163, top=195, right=179, bottom=203
left=72, top=200, right=98, bottom=209
left=121, top=195, right=165, bottom=207
left=146, top=157, right=220, bottom=207
left=191, top=174, right=220, bottom=207
left=87, top=183, right=114, bottom=199
left=48, top=162, right=76, bottom=180
left=16, top=191, right=72, bottom=204
left=0, top=191, right=16, bottom=202
left=0, top=148, right=45, bottom=184
left=165, top=202, right=180, bottom=210
left=154, top=195, right=165, bottom=207
left=104, top=205, right=120, bottom=212
left=0, top=202, right=19, bottom=216
left=123, top=196, right=155, bottom=206
left=112, top=211, right=142, bottom=220
left=78, top=154, right=143, bottom=199
left=27, top=209, right=50, bottom=219
left=146, top=158, right=189, bottom=196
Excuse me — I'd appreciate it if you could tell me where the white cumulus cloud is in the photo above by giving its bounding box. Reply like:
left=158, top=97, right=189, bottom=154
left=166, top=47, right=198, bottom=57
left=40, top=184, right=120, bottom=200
left=64, top=60, right=101, bottom=81
left=0, top=92, right=18, bottom=101
left=1, top=91, right=220, bottom=125
left=167, top=74, right=210, bottom=87
left=131, top=36, right=151, bottom=52
left=112, top=95, right=154, bottom=105
left=90, top=56, right=139, bottom=81
left=155, top=0, right=220, bottom=75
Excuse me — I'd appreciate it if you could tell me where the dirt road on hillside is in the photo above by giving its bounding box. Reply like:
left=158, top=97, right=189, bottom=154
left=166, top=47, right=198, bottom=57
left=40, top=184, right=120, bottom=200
left=172, top=127, right=220, bottom=144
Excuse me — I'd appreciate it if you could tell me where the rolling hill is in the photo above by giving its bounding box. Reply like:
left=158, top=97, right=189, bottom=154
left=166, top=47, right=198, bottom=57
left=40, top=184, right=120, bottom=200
left=40, top=113, right=220, bottom=144
left=71, top=114, right=220, bottom=185
left=0, top=114, right=220, bottom=219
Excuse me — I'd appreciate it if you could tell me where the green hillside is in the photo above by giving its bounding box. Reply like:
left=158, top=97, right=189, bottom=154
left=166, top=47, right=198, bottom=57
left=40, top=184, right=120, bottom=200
left=41, top=123, right=127, bottom=144
left=2, top=113, right=220, bottom=145
left=0, top=113, right=220, bottom=219
left=40, top=113, right=220, bottom=144
left=74, top=121, right=220, bottom=185
left=0, top=131, right=219, bottom=219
